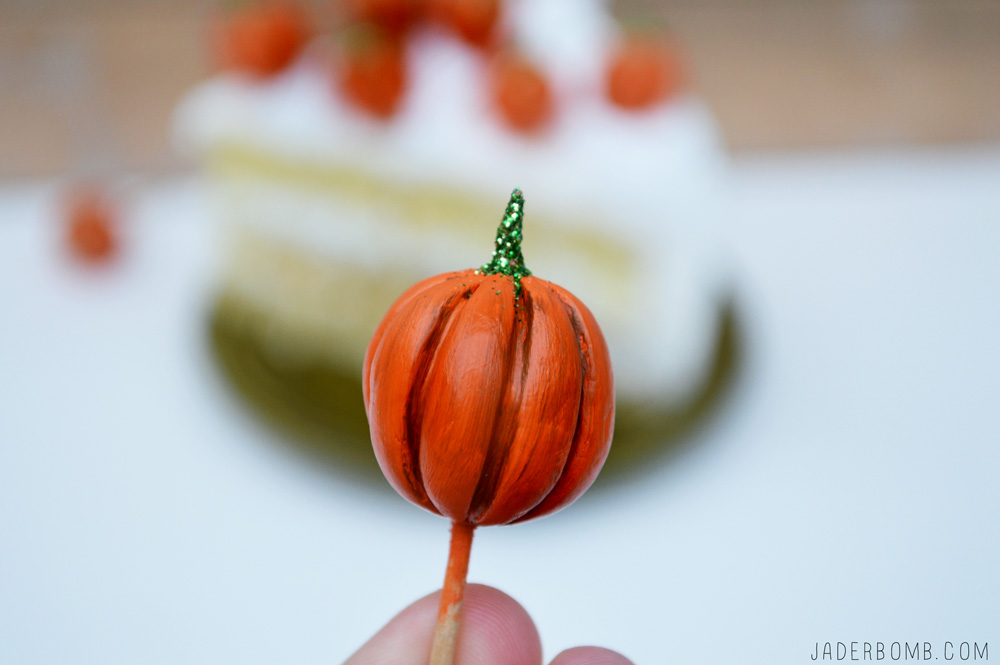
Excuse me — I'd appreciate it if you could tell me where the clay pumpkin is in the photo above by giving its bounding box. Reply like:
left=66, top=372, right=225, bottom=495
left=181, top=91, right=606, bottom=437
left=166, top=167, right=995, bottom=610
left=350, top=0, right=423, bottom=36
left=65, top=186, right=118, bottom=263
left=215, top=2, right=309, bottom=78
left=364, top=189, right=614, bottom=664
left=427, top=0, right=501, bottom=47
left=363, top=189, right=615, bottom=526
left=489, top=55, right=554, bottom=133
left=338, top=25, right=408, bottom=119
left=605, top=36, right=682, bottom=110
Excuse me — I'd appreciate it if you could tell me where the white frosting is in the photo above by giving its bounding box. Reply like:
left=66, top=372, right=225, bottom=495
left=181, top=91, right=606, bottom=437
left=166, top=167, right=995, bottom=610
left=174, top=1, right=731, bottom=404
left=503, top=0, right=616, bottom=98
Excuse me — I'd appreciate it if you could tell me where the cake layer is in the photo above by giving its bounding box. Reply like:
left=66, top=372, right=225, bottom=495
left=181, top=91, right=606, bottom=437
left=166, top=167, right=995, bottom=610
left=175, top=1, right=732, bottom=405
left=206, top=144, right=725, bottom=403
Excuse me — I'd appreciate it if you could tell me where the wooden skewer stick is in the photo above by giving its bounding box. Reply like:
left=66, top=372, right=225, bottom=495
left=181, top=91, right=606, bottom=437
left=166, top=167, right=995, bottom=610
left=429, top=521, right=476, bottom=665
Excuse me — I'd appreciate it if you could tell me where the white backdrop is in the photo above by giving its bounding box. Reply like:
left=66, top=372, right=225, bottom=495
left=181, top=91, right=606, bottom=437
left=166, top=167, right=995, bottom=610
left=2, top=147, right=998, bottom=664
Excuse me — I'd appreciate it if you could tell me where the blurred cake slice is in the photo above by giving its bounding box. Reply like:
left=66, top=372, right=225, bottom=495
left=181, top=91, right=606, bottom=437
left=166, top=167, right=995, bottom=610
left=175, top=0, right=733, bottom=455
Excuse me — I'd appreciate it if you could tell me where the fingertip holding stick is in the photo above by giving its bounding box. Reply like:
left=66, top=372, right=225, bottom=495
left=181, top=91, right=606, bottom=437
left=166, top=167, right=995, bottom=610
left=430, top=521, right=476, bottom=665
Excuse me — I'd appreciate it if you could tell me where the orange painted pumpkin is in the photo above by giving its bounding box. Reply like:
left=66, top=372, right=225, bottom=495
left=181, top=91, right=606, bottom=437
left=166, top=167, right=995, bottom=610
left=338, top=25, right=408, bottom=119
left=363, top=190, right=614, bottom=526
left=489, top=55, right=554, bottom=133
left=65, top=186, right=118, bottom=263
left=350, top=0, right=424, bottom=36
left=605, top=36, right=682, bottom=110
left=215, top=2, right=310, bottom=78
left=427, top=0, right=501, bottom=47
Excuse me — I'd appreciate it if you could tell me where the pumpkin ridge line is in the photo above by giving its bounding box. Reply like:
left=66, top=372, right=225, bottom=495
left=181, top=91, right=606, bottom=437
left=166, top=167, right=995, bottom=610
left=515, top=284, right=588, bottom=523
left=404, top=281, right=478, bottom=513
left=497, top=282, right=568, bottom=524
left=371, top=317, right=426, bottom=506
left=467, top=278, right=527, bottom=523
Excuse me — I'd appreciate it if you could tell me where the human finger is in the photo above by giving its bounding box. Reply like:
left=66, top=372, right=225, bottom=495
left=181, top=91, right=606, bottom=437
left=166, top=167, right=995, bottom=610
left=344, top=583, right=542, bottom=665
left=549, top=646, right=635, bottom=665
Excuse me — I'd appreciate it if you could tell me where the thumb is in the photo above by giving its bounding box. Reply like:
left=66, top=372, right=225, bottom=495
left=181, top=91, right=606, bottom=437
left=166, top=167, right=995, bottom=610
left=345, top=583, right=542, bottom=665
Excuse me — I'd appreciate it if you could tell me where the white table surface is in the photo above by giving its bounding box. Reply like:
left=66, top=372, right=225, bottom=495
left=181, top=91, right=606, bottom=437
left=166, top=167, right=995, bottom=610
left=2, top=147, right=999, bottom=664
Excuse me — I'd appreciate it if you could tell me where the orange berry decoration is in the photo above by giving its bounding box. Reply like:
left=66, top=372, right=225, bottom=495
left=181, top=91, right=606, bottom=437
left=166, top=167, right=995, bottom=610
left=605, top=36, right=682, bottom=110
left=216, top=1, right=309, bottom=78
left=65, top=187, right=117, bottom=263
left=490, top=55, right=553, bottom=133
left=364, top=189, right=614, bottom=662
left=427, top=0, right=500, bottom=47
left=338, top=25, right=407, bottom=119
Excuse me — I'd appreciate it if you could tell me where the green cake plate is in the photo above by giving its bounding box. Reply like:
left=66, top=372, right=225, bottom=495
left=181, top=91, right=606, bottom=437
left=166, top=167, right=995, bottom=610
left=209, top=290, right=742, bottom=496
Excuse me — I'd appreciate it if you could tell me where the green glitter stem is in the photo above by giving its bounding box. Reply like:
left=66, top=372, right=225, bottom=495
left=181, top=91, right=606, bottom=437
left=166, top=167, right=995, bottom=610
left=479, top=188, right=532, bottom=295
